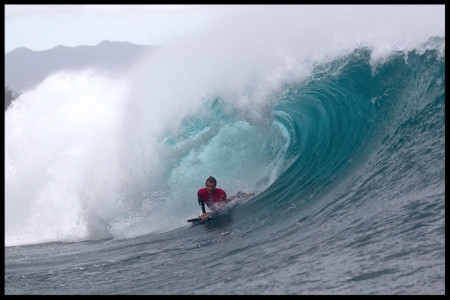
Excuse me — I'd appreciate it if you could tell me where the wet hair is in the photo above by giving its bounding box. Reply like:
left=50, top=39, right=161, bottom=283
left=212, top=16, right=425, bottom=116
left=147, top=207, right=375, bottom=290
left=206, top=176, right=217, bottom=186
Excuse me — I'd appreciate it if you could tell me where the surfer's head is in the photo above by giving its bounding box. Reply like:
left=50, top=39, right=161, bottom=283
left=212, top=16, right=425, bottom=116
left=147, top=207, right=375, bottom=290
left=206, top=176, right=217, bottom=186
left=205, top=176, right=217, bottom=194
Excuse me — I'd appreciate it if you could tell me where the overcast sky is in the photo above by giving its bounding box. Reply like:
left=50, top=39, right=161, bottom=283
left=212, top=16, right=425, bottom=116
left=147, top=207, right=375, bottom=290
left=5, top=5, right=224, bottom=53
left=5, top=5, right=445, bottom=53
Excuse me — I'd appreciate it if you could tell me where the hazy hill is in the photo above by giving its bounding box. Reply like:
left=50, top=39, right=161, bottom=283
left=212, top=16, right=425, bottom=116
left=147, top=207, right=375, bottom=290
left=5, top=40, right=154, bottom=93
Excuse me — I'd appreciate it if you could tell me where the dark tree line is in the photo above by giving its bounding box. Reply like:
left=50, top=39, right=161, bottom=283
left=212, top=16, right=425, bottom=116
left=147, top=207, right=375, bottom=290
left=5, top=86, right=19, bottom=111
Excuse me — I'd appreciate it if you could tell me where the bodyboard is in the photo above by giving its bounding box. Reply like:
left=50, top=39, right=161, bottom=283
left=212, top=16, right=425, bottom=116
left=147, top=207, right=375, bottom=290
left=187, top=212, right=216, bottom=225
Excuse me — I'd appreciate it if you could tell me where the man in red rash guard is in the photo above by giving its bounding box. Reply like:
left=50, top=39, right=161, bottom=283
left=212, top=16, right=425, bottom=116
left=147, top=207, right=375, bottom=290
left=197, top=176, right=229, bottom=220
left=197, top=176, right=255, bottom=220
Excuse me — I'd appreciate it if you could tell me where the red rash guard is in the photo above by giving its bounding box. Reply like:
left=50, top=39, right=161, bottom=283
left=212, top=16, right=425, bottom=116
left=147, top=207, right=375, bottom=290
left=197, top=188, right=227, bottom=213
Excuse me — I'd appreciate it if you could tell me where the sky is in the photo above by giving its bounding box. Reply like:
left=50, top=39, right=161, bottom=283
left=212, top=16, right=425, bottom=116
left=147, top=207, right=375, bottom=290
left=4, top=5, right=224, bottom=53
left=5, top=4, right=445, bottom=54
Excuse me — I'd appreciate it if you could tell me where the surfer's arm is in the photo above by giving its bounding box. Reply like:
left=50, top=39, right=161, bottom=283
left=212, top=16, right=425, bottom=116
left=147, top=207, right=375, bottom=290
left=198, top=197, right=212, bottom=220
left=199, top=202, right=208, bottom=220
left=198, top=200, right=209, bottom=220
left=228, top=191, right=254, bottom=201
left=228, top=191, right=240, bottom=201
left=198, top=197, right=206, bottom=214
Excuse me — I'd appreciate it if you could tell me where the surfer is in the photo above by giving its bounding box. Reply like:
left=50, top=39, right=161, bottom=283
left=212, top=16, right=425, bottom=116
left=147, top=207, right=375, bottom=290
left=197, top=176, right=253, bottom=220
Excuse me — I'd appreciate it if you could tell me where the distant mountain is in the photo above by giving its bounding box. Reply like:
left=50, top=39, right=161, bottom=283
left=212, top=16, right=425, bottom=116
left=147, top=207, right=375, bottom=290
left=5, top=40, right=155, bottom=93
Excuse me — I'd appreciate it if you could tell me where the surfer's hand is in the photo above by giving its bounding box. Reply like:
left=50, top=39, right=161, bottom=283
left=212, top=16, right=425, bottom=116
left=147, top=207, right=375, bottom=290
left=200, top=213, right=209, bottom=220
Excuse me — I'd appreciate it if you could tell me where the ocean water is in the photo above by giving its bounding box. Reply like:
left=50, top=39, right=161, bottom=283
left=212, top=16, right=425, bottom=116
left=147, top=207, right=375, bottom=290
left=5, top=6, right=445, bottom=295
